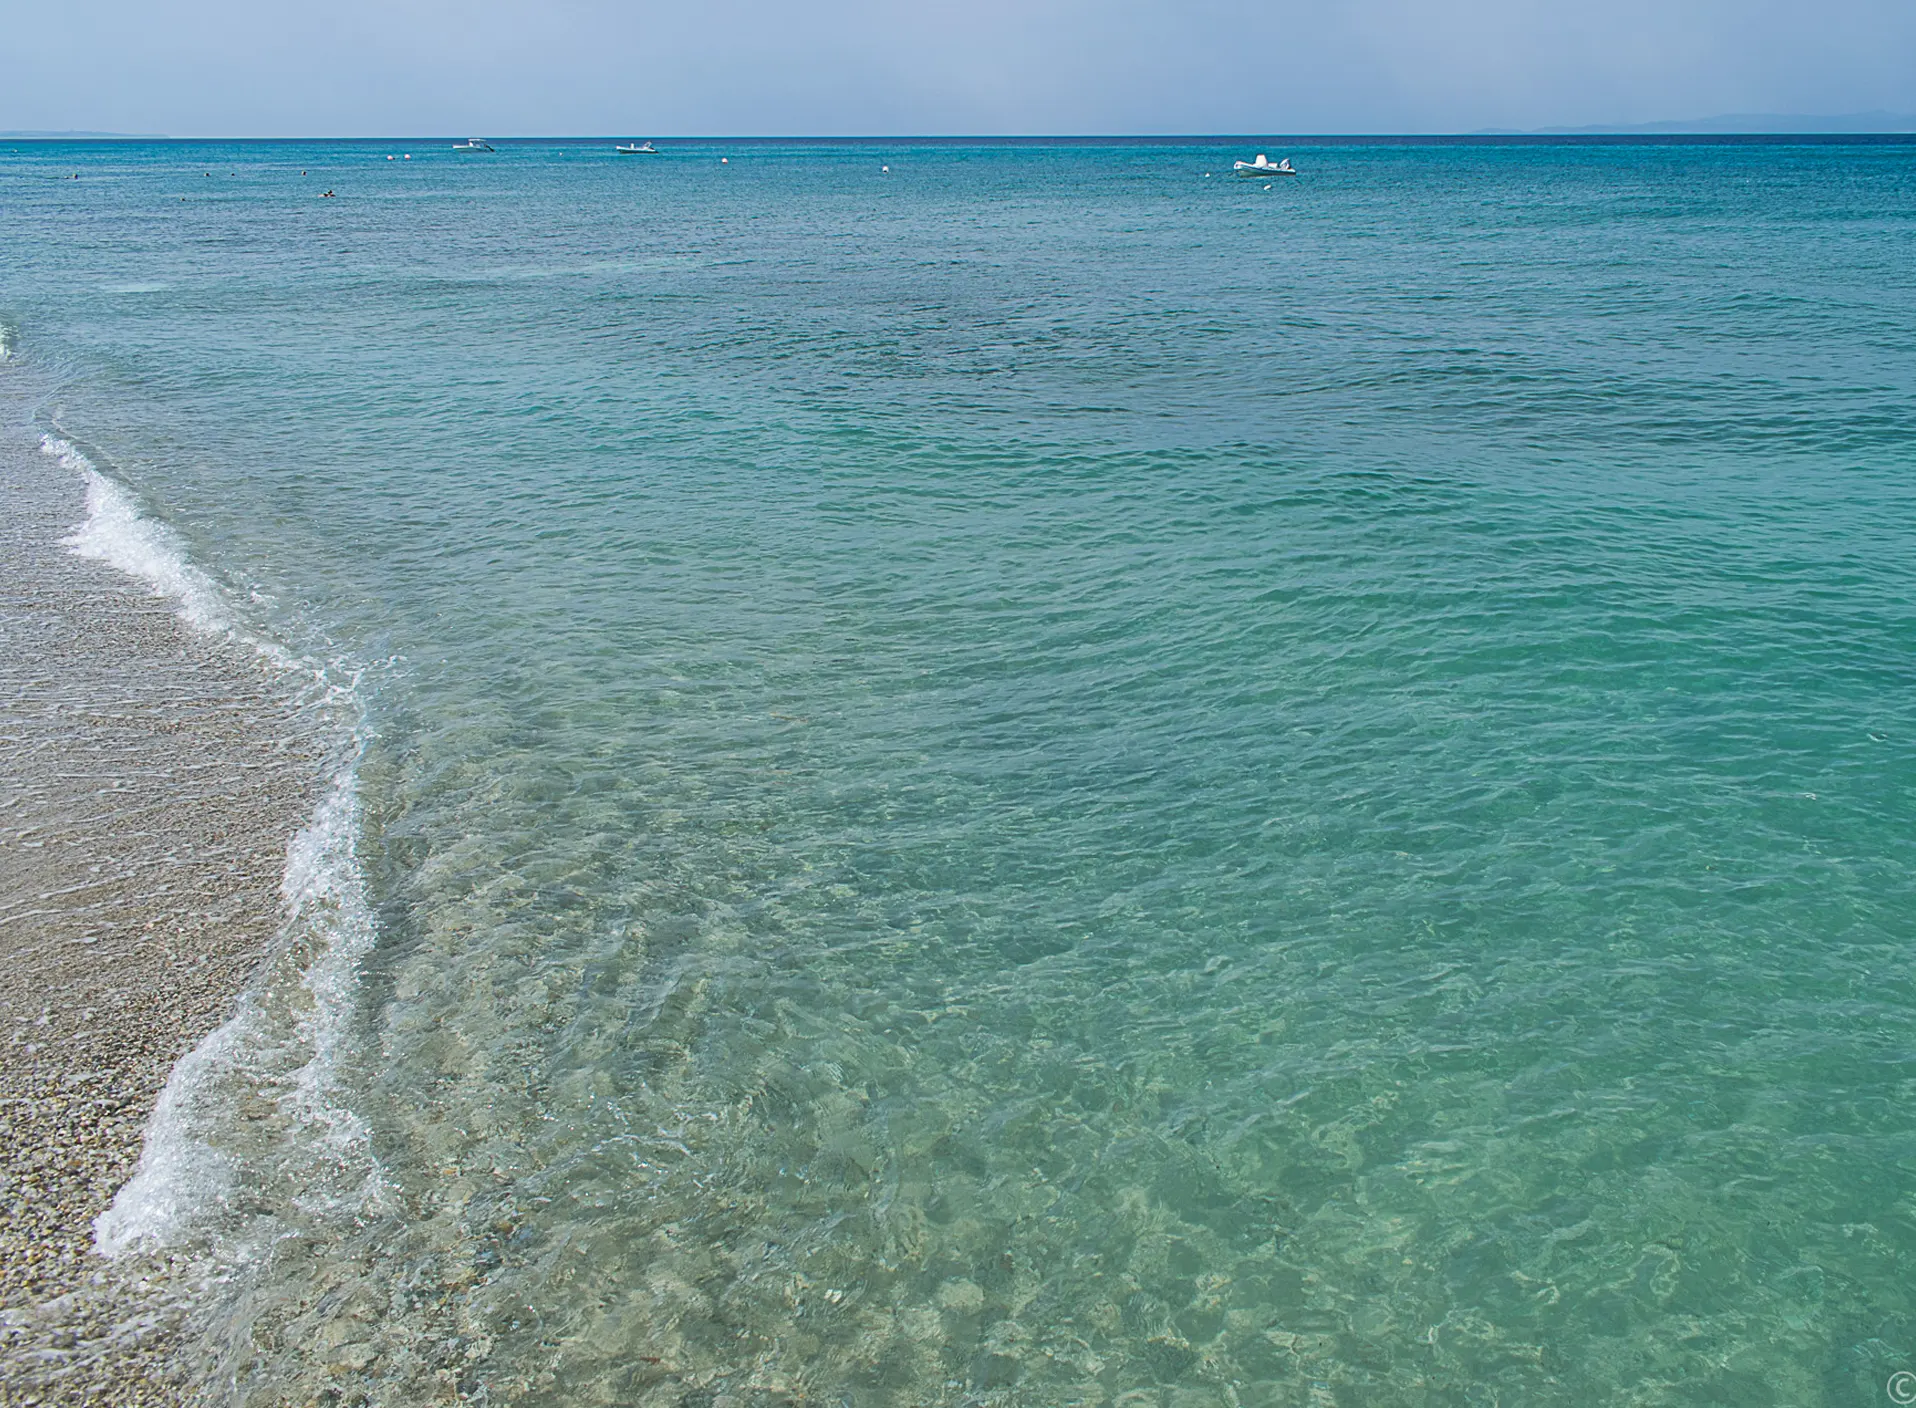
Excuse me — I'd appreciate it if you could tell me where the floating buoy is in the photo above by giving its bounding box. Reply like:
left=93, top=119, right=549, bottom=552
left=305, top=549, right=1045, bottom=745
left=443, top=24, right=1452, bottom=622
left=881, top=165, right=889, bottom=172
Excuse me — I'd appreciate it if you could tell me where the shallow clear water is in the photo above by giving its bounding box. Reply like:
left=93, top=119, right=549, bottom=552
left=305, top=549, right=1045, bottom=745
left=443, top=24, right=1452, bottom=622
left=6, top=137, right=1916, bottom=1405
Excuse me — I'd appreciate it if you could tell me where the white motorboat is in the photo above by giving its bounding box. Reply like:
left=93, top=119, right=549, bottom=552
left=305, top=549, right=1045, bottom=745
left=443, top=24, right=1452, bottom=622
left=1233, top=154, right=1295, bottom=177
left=615, top=142, right=659, bottom=155
left=453, top=138, right=496, bottom=152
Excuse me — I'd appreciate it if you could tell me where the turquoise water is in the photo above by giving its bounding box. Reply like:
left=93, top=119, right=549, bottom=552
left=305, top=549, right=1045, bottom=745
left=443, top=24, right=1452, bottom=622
left=6, top=138, right=1916, bottom=1406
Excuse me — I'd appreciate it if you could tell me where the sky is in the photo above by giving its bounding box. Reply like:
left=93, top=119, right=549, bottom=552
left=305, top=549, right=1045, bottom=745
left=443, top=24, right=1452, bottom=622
left=6, top=0, right=1916, bottom=136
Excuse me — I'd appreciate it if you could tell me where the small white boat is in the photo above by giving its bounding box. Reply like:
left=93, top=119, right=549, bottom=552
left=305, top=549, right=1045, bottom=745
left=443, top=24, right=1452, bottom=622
left=1233, top=154, right=1295, bottom=177
left=615, top=142, right=659, bottom=155
left=452, top=138, right=496, bottom=152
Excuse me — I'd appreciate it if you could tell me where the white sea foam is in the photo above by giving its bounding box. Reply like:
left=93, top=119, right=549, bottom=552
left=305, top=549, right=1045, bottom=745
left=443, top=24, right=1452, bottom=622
left=279, top=761, right=381, bottom=1148
left=45, top=434, right=235, bottom=636
left=90, top=1009, right=250, bottom=1255
left=94, top=757, right=383, bottom=1257
left=0, top=324, right=14, bottom=361
left=39, top=433, right=387, bottom=1260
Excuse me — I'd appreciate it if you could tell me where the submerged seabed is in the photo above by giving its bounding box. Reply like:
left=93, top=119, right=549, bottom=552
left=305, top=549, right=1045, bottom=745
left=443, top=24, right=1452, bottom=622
left=5, top=138, right=1916, bottom=1406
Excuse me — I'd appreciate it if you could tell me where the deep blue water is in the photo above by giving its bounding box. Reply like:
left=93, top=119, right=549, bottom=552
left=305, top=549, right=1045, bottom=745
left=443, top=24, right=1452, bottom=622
left=5, top=137, right=1916, bottom=1406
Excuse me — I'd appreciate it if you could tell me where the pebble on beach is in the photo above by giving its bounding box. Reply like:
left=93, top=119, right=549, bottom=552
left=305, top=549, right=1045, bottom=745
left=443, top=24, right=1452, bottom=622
left=0, top=430, right=325, bottom=1405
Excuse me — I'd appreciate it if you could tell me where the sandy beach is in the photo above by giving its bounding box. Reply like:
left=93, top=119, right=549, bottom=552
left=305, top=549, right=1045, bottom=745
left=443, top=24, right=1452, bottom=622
left=0, top=421, right=324, bottom=1405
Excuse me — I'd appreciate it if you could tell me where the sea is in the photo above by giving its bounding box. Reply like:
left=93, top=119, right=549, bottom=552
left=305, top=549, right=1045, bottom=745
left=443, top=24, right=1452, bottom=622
left=3, top=136, right=1915, bottom=1407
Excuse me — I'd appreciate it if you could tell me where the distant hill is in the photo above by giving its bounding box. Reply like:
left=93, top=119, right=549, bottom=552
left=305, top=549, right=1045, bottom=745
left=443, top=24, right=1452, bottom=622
left=1489, top=112, right=1916, bottom=135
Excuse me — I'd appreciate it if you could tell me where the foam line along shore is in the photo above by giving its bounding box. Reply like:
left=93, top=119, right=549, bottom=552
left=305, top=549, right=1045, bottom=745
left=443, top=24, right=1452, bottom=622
left=0, top=379, right=342, bottom=1403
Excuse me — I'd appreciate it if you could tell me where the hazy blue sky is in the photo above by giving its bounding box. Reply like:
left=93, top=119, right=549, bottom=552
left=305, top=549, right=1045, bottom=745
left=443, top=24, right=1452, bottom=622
left=8, top=0, right=1915, bottom=135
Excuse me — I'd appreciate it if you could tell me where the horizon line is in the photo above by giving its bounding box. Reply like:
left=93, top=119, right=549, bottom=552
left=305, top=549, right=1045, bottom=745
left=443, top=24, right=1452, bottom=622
left=6, top=130, right=1916, bottom=144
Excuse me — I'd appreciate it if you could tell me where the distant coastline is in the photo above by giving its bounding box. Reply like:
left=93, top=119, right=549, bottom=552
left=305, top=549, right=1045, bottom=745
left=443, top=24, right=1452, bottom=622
left=0, top=131, right=167, bottom=139
left=1483, top=110, right=1916, bottom=135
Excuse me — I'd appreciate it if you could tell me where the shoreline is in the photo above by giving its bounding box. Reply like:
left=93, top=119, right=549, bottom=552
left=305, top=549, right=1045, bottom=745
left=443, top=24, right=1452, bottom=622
left=0, top=416, right=326, bottom=1404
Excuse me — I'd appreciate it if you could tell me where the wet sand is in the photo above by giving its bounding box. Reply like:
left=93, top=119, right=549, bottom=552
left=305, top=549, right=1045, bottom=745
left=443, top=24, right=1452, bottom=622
left=0, top=424, right=324, bottom=1404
